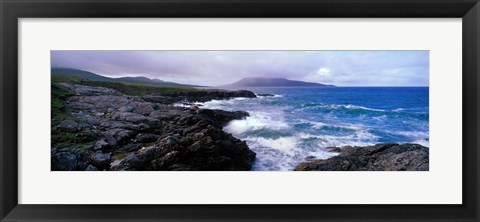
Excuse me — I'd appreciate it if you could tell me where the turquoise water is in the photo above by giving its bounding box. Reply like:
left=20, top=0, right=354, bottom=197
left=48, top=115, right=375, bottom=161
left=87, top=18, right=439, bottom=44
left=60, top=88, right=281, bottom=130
left=201, top=87, right=429, bottom=171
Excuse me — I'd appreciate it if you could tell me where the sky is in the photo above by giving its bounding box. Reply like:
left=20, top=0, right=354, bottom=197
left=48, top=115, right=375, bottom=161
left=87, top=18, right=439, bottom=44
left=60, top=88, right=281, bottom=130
left=51, top=50, right=429, bottom=86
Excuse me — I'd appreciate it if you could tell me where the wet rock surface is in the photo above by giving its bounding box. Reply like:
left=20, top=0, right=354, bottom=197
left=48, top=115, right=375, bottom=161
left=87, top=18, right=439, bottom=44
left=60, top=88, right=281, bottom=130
left=51, top=83, right=256, bottom=171
left=294, top=143, right=429, bottom=171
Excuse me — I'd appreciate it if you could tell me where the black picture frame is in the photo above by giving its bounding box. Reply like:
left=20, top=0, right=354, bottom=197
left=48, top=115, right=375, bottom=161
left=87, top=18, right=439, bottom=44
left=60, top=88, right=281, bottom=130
left=1, top=0, right=479, bottom=221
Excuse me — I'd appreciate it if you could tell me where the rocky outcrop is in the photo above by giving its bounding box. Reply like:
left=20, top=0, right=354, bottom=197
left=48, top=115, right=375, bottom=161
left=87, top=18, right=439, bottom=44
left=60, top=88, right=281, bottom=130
left=257, top=93, right=275, bottom=97
left=142, top=89, right=256, bottom=104
left=51, top=83, right=256, bottom=171
left=294, top=143, right=429, bottom=171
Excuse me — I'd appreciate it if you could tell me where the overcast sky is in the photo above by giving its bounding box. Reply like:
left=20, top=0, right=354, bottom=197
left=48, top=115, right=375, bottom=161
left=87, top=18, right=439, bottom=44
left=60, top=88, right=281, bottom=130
left=51, top=50, right=429, bottom=86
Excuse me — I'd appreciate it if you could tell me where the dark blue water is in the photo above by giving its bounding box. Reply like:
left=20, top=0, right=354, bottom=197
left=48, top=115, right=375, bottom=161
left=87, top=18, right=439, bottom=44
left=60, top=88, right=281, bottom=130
left=200, top=87, right=429, bottom=171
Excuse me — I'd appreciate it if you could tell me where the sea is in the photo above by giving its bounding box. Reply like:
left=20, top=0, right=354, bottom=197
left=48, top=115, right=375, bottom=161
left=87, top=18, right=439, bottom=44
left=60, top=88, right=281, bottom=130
left=198, top=87, right=429, bottom=171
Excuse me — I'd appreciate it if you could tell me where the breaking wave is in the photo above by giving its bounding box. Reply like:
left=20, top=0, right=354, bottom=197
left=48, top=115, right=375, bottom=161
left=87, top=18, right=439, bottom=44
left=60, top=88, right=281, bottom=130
left=200, top=87, right=429, bottom=171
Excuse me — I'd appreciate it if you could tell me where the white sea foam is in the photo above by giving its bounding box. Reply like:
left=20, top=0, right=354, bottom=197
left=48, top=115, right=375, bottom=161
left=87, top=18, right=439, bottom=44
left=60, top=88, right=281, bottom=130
left=200, top=99, right=239, bottom=109
left=394, top=131, right=429, bottom=138
left=244, top=134, right=339, bottom=170
left=246, top=136, right=298, bottom=156
left=386, top=130, right=430, bottom=147
left=301, top=120, right=365, bottom=131
left=199, top=93, right=428, bottom=170
left=223, top=111, right=290, bottom=135
left=297, top=129, right=379, bottom=148
left=343, top=104, right=385, bottom=112
left=297, top=132, right=321, bottom=139
left=172, top=103, right=185, bottom=107
left=411, top=139, right=430, bottom=147
left=312, top=104, right=385, bottom=112
left=392, top=107, right=428, bottom=112
left=392, top=108, right=406, bottom=112
left=236, top=125, right=379, bottom=170
left=232, top=97, right=249, bottom=101
left=305, top=149, right=339, bottom=160
left=245, top=133, right=348, bottom=170
left=384, top=130, right=429, bottom=141
left=308, top=121, right=328, bottom=129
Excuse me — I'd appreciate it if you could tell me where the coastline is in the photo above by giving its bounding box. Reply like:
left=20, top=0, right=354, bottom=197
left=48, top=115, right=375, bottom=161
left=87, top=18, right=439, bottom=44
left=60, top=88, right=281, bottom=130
left=52, top=82, right=429, bottom=171
left=51, top=82, right=256, bottom=171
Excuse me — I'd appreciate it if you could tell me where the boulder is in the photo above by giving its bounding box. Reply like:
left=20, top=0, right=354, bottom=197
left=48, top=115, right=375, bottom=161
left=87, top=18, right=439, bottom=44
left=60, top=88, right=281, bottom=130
left=134, top=133, right=158, bottom=143
left=85, top=165, right=99, bottom=171
left=51, top=150, right=85, bottom=171
left=92, top=151, right=112, bottom=169
left=57, top=120, right=79, bottom=132
left=105, top=128, right=133, bottom=146
left=133, top=103, right=154, bottom=115
left=94, top=139, right=110, bottom=150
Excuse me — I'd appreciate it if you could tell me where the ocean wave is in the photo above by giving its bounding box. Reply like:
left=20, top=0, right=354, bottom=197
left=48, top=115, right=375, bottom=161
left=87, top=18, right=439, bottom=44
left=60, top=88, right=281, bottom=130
left=392, top=107, right=429, bottom=112
left=392, top=108, right=406, bottom=112
left=299, top=120, right=365, bottom=131
left=371, top=115, right=388, bottom=121
left=245, top=136, right=298, bottom=156
left=200, top=98, right=253, bottom=110
left=394, top=130, right=429, bottom=138
left=223, top=111, right=290, bottom=135
left=244, top=134, right=339, bottom=171
left=256, top=94, right=283, bottom=98
left=306, top=104, right=386, bottom=112
left=173, top=102, right=205, bottom=108
left=297, top=130, right=379, bottom=148
left=383, top=130, right=429, bottom=147
left=198, top=88, right=428, bottom=170
left=172, top=102, right=188, bottom=108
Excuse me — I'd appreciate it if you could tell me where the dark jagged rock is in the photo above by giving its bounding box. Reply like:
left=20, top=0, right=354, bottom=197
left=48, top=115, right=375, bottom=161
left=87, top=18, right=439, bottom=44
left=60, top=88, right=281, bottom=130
left=51, top=149, right=87, bottom=171
left=196, top=109, right=249, bottom=127
left=51, top=83, right=256, bottom=171
left=57, top=120, right=79, bottom=132
left=143, top=89, right=256, bottom=104
left=134, top=133, right=159, bottom=143
left=257, top=93, right=275, bottom=97
left=294, top=143, right=429, bottom=171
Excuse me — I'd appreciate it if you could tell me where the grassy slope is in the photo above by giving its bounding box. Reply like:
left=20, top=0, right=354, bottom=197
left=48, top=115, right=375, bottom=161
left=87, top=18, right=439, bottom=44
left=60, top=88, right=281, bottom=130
left=51, top=83, right=74, bottom=127
left=51, top=83, right=79, bottom=150
left=52, top=74, right=197, bottom=96
left=52, top=67, right=203, bottom=87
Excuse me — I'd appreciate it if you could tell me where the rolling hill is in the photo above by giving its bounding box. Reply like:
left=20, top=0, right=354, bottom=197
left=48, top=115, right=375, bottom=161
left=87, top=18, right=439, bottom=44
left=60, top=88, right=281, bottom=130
left=51, top=68, right=201, bottom=87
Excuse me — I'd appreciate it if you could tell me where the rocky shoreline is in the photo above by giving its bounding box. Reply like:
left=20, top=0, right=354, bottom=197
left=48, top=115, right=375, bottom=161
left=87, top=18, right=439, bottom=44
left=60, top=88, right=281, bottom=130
left=294, top=143, right=429, bottom=171
left=51, top=83, right=256, bottom=171
left=52, top=82, right=429, bottom=171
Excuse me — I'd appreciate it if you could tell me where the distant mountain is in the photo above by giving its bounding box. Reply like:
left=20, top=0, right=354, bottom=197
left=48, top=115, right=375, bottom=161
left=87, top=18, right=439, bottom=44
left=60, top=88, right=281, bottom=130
left=222, top=77, right=335, bottom=88
left=51, top=68, right=201, bottom=87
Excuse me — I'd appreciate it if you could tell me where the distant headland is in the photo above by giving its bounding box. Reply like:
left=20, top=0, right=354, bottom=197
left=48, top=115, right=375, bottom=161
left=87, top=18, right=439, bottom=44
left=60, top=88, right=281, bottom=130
left=221, top=77, right=335, bottom=88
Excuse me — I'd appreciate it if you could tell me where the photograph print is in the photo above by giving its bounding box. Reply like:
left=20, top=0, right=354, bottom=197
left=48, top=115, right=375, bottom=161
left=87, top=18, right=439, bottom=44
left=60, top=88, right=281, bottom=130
left=51, top=50, right=429, bottom=171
